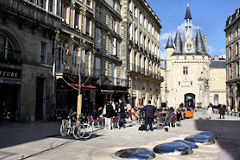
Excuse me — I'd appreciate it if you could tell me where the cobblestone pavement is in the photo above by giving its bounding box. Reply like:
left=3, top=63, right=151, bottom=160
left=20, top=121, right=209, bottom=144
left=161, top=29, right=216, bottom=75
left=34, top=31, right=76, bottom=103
left=0, top=111, right=240, bottom=160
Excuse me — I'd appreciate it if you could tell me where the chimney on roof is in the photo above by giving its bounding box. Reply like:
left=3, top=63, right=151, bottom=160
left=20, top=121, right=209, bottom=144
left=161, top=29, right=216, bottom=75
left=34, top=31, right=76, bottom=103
left=213, top=55, right=219, bottom=60
left=204, top=35, right=207, bottom=52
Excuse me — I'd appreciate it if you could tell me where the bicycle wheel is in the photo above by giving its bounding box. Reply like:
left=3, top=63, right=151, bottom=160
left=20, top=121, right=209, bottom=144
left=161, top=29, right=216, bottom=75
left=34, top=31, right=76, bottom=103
left=82, top=123, right=93, bottom=139
left=60, top=120, right=68, bottom=136
left=73, top=124, right=85, bottom=139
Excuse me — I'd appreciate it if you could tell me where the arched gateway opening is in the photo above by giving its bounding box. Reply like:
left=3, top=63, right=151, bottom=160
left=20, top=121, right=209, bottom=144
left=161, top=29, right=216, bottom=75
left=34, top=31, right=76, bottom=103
left=184, top=93, right=195, bottom=108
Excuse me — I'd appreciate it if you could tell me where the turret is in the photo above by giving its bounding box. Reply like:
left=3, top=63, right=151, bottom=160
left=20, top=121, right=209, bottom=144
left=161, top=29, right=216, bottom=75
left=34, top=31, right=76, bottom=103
left=195, top=28, right=205, bottom=53
left=165, top=35, right=175, bottom=60
left=184, top=4, right=192, bottom=21
left=174, top=29, right=182, bottom=53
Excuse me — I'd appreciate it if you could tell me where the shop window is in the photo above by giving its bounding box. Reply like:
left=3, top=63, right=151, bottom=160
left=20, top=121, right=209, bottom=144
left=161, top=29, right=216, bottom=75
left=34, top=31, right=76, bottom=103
left=40, top=41, right=46, bottom=63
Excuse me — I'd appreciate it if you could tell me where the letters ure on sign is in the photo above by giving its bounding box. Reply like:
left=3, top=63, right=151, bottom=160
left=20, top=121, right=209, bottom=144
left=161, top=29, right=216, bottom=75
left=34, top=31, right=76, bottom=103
left=0, top=70, right=19, bottom=79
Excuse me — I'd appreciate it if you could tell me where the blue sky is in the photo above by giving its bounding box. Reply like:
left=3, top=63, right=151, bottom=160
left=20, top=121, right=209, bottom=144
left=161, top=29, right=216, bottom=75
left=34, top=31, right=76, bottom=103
left=147, top=0, right=240, bottom=59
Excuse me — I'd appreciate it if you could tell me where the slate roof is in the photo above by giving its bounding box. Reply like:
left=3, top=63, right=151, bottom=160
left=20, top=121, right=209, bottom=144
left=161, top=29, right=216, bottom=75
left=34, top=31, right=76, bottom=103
left=165, top=35, right=174, bottom=49
left=184, top=4, right=192, bottom=20
left=210, top=60, right=226, bottom=68
left=174, top=29, right=182, bottom=53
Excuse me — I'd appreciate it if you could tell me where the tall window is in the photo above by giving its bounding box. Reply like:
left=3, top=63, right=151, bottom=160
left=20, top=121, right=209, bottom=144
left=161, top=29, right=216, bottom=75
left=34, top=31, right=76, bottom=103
left=236, top=42, right=239, bottom=56
left=135, top=28, right=138, bottom=44
left=140, top=32, right=143, bottom=45
left=144, top=18, right=146, bottom=28
left=49, top=0, right=53, bottom=12
left=96, top=28, right=101, bottom=49
left=230, top=64, right=233, bottom=79
left=74, top=11, right=79, bottom=28
left=86, top=0, right=91, bottom=7
left=134, top=7, right=137, bottom=18
left=37, top=0, right=45, bottom=8
left=148, top=23, right=151, bottom=32
left=95, top=57, right=101, bottom=78
left=129, top=23, right=133, bottom=40
left=40, top=41, right=46, bottom=63
left=229, top=46, right=232, bottom=59
left=236, top=26, right=239, bottom=37
left=61, top=2, right=66, bottom=19
left=183, top=66, right=188, bottom=75
left=237, top=61, right=239, bottom=77
left=214, top=94, right=219, bottom=106
left=112, top=38, right=117, bottom=56
left=112, top=63, right=116, bottom=85
left=0, top=34, right=15, bottom=61
left=112, top=0, right=115, bottom=9
left=140, top=13, right=143, bottom=24
left=229, top=32, right=231, bottom=42
left=85, top=51, right=89, bottom=75
left=151, top=43, right=154, bottom=55
left=86, top=17, right=90, bottom=35
left=128, top=0, right=132, bottom=11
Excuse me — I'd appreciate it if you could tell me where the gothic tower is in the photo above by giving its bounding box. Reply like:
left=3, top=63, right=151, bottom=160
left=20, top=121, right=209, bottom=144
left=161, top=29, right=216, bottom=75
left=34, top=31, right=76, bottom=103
left=184, top=4, right=194, bottom=53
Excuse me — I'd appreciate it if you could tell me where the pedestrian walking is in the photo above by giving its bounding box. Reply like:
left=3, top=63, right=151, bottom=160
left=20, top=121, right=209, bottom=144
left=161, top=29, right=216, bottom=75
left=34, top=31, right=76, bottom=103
left=207, top=104, right=213, bottom=119
left=140, top=100, right=156, bottom=131
left=219, top=105, right=225, bottom=119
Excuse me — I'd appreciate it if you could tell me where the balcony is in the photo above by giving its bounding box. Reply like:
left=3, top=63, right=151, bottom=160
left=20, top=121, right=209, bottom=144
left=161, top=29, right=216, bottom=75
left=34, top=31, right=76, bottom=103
left=100, top=75, right=129, bottom=88
left=0, top=47, right=21, bottom=64
left=0, top=0, right=61, bottom=29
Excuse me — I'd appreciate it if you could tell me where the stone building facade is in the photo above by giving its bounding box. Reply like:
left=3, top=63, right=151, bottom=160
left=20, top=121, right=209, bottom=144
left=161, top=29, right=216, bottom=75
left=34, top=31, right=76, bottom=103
left=53, top=0, right=96, bottom=116
left=94, top=0, right=129, bottom=107
left=165, top=4, right=211, bottom=109
left=225, top=8, right=240, bottom=112
left=121, top=0, right=163, bottom=107
left=0, top=0, right=61, bottom=121
left=209, top=56, right=226, bottom=106
left=0, top=0, right=164, bottom=121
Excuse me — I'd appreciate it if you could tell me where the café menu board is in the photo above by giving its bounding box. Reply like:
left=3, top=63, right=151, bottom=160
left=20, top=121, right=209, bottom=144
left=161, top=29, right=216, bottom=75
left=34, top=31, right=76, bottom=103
left=0, top=67, right=21, bottom=79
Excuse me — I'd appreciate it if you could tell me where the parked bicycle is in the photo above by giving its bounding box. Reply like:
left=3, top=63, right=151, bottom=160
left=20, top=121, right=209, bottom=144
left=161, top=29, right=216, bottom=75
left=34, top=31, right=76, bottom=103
left=73, top=114, right=93, bottom=139
left=59, top=112, right=77, bottom=137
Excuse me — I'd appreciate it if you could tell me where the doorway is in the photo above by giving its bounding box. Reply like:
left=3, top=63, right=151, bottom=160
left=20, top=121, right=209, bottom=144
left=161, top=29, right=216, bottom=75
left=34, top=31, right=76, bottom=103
left=184, top=93, right=195, bottom=108
left=36, top=78, right=45, bottom=120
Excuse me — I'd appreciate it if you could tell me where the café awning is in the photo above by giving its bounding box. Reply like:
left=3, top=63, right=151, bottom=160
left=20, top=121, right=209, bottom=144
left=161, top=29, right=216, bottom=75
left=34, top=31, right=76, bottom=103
left=69, top=83, right=96, bottom=90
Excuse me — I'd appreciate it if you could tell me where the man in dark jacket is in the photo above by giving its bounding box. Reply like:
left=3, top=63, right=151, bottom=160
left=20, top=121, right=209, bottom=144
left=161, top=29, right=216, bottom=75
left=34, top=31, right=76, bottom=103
left=118, top=99, right=126, bottom=128
left=219, top=105, right=226, bottom=119
left=141, top=100, right=156, bottom=131
left=104, top=101, right=113, bottom=130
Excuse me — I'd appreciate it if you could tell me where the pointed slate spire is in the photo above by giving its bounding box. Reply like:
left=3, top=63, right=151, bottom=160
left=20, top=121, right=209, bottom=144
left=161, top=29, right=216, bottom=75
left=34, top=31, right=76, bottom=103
left=165, top=35, right=174, bottom=49
left=184, top=4, right=192, bottom=20
left=195, top=28, right=205, bottom=53
left=174, top=29, right=182, bottom=52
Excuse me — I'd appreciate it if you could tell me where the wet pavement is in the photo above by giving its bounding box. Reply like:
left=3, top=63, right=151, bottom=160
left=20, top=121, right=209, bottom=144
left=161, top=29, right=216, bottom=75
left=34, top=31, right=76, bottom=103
left=0, top=111, right=240, bottom=160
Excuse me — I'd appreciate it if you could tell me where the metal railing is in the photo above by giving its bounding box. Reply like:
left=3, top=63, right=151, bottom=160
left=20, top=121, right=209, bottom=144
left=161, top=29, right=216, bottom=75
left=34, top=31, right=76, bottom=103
left=0, top=0, right=61, bottom=28
left=100, top=75, right=129, bottom=87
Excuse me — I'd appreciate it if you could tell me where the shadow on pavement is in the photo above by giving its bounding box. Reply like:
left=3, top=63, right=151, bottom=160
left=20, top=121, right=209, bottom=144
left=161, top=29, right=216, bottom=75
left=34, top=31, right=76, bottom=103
left=51, top=133, right=103, bottom=141
left=0, top=122, right=60, bottom=149
left=194, top=119, right=240, bottom=160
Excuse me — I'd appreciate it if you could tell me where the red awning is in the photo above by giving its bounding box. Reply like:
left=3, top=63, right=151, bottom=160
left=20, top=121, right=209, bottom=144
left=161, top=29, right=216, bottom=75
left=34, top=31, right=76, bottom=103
left=68, top=83, right=96, bottom=90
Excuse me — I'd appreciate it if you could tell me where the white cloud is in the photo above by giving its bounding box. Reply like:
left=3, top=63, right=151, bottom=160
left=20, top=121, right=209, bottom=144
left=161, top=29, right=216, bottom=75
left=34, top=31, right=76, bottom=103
left=207, top=45, right=217, bottom=55
left=219, top=49, right=225, bottom=55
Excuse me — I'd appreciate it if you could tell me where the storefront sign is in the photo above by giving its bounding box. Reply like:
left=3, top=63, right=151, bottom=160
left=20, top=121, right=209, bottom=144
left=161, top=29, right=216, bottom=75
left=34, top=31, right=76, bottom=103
left=0, top=67, right=21, bottom=79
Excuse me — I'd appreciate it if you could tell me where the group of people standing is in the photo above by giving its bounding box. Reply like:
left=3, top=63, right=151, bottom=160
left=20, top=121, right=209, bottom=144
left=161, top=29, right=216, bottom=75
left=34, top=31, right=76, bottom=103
left=102, top=99, right=126, bottom=130
left=207, top=103, right=226, bottom=119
